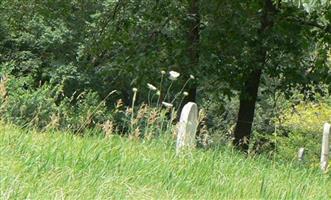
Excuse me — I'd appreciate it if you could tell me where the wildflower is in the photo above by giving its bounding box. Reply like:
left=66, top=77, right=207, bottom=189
left=183, top=91, right=189, bottom=96
left=156, top=90, right=161, bottom=96
left=132, top=87, right=138, bottom=92
left=190, top=75, right=195, bottom=80
left=169, top=71, right=180, bottom=81
left=162, top=101, right=173, bottom=108
left=147, top=83, right=157, bottom=91
left=161, top=70, right=166, bottom=75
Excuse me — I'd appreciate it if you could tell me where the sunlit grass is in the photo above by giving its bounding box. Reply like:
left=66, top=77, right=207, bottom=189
left=0, top=123, right=330, bottom=199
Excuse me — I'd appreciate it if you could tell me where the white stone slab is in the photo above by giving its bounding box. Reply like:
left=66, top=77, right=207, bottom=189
left=298, top=147, right=305, bottom=161
left=321, top=123, right=330, bottom=172
left=176, top=102, right=198, bottom=154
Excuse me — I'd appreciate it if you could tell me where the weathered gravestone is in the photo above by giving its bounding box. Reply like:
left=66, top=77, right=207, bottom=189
left=176, top=102, right=198, bottom=154
left=320, top=123, right=330, bottom=172
left=298, top=147, right=305, bottom=162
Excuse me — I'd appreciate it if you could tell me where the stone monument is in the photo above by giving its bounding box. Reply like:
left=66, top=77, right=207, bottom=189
left=176, top=102, right=198, bottom=154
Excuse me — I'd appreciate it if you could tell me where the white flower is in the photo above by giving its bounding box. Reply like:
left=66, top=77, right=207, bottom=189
left=132, top=88, right=138, bottom=92
left=169, top=71, right=180, bottom=81
left=183, top=91, right=189, bottom=96
left=190, top=75, right=195, bottom=80
left=161, top=70, right=166, bottom=75
left=147, top=83, right=157, bottom=91
left=156, top=90, right=161, bottom=96
left=162, top=101, right=173, bottom=108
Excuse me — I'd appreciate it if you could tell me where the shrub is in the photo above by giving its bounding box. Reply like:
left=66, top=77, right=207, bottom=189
left=0, top=75, right=58, bottom=128
left=0, top=70, right=197, bottom=140
left=0, top=75, right=109, bottom=132
left=275, top=101, right=331, bottom=164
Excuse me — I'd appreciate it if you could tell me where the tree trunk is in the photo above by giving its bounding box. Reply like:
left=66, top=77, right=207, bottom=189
left=184, top=0, right=199, bottom=103
left=233, top=69, right=262, bottom=151
left=233, top=0, right=276, bottom=151
left=185, top=84, right=197, bottom=103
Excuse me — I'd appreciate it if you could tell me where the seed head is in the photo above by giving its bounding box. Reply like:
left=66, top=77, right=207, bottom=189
left=132, top=88, right=138, bottom=92
left=190, top=75, right=195, bottom=80
left=161, top=70, right=166, bottom=75
left=183, top=91, right=189, bottom=96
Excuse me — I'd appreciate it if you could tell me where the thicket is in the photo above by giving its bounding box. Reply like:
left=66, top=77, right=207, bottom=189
left=0, top=0, right=331, bottom=165
left=275, top=93, right=331, bottom=165
left=1, top=71, right=330, bottom=166
left=0, top=70, right=199, bottom=140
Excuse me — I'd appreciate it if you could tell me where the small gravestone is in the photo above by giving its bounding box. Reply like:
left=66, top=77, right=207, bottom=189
left=176, top=102, right=198, bottom=154
left=320, top=123, right=330, bottom=172
left=298, top=147, right=305, bottom=161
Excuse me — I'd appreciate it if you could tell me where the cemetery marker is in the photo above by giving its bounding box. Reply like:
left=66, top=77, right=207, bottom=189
left=176, top=102, right=198, bottom=154
left=298, top=147, right=305, bottom=162
left=320, top=123, right=330, bottom=172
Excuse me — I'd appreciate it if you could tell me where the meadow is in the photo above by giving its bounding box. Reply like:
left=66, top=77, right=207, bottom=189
left=1, top=123, right=330, bottom=200
left=1, top=1, right=331, bottom=199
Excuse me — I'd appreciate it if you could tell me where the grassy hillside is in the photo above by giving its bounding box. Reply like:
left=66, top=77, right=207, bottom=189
left=0, top=123, right=330, bottom=199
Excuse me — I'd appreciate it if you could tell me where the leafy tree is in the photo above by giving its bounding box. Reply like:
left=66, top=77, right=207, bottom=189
left=200, top=0, right=330, bottom=150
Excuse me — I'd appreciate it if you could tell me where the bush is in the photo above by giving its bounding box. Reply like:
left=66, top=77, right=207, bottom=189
left=0, top=70, right=193, bottom=139
left=0, top=75, right=109, bottom=132
left=57, top=90, right=109, bottom=131
left=0, top=75, right=58, bottom=128
left=275, top=101, right=331, bottom=164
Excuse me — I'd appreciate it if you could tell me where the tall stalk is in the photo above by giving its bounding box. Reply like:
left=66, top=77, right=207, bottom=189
left=130, top=88, right=138, bottom=133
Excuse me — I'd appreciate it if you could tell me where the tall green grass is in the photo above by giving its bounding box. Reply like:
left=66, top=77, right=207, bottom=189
left=0, top=123, right=330, bottom=199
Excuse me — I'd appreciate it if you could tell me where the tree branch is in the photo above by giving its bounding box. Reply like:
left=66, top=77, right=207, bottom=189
left=286, top=16, right=331, bottom=34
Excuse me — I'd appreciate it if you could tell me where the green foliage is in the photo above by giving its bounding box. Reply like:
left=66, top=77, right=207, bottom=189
left=99, top=71, right=196, bottom=139
left=0, top=0, right=331, bottom=156
left=58, top=90, right=109, bottom=131
left=275, top=100, right=331, bottom=164
left=0, top=69, right=194, bottom=139
left=0, top=75, right=58, bottom=128
left=0, top=0, right=192, bottom=103
left=0, top=75, right=109, bottom=132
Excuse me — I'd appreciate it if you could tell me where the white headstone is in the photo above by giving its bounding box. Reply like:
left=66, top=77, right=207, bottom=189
left=176, top=102, right=198, bottom=154
left=298, top=147, right=305, bottom=161
left=320, top=123, right=330, bottom=172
